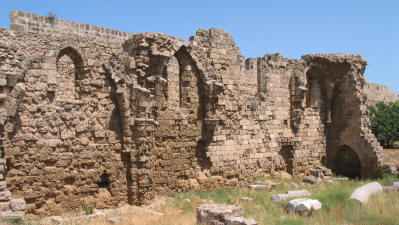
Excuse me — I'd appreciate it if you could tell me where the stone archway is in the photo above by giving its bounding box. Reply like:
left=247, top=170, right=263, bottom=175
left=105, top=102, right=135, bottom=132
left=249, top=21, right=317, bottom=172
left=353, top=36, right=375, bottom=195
left=334, top=145, right=361, bottom=178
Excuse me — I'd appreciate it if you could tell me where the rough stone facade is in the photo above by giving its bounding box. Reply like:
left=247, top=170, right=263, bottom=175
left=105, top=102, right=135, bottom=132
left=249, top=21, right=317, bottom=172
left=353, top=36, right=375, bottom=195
left=0, top=10, right=383, bottom=215
left=364, top=83, right=399, bottom=105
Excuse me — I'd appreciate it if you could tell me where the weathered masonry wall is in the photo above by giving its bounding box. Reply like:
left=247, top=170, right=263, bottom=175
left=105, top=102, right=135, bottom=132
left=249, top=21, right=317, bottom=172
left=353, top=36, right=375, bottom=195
left=9, top=10, right=133, bottom=41
left=364, top=83, right=399, bottom=105
left=0, top=10, right=383, bottom=215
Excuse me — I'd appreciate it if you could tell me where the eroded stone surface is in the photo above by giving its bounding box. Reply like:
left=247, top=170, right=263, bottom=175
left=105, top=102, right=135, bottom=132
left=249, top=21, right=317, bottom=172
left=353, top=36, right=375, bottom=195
left=271, top=190, right=311, bottom=202
left=0, top=10, right=384, bottom=216
left=197, top=204, right=257, bottom=225
left=285, top=198, right=322, bottom=216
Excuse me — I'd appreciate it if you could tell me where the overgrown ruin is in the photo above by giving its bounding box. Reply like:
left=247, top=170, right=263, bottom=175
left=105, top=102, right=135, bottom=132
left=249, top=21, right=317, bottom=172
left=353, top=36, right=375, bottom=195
left=0, top=11, right=383, bottom=215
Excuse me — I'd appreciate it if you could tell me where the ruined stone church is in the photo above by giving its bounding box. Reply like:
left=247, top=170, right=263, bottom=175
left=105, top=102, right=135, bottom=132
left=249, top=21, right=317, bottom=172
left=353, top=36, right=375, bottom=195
left=0, top=11, right=382, bottom=215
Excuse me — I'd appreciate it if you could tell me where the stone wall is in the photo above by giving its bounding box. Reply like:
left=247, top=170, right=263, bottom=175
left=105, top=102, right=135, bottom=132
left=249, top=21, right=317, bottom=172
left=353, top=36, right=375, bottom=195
left=9, top=10, right=133, bottom=41
left=0, top=10, right=383, bottom=215
left=364, top=82, right=399, bottom=105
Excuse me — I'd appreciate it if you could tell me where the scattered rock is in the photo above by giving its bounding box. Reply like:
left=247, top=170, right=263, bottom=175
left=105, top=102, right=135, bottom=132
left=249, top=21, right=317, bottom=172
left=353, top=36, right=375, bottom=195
left=106, top=217, right=131, bottom=224
left=249, top=183, right=279, bottom=190
left=332, top=177, right=349, bottom=181
left=275, top=171, right=292, bottom=180
left=0, top=210, right=24, bottom=220
left=290, top=182, right=299, bottom=188
left=393, top=182, right=399, bottom=191
left=270, top=189, right=311, bottom=202
left=325, top=180, right=334, bottom=184
left=239, top=197, right=253, bottom=203
left=285, top=198, right=322, bottom=216
left=51, top=216, right=69, bottom=224
left=350, top=182, right=383, bottom=204
left=309, top=166, right=332, bottom=178
left=226, top=216, right=258, bottom=225
left=303, top=175, right=320, bottom=184
left=197, top=204, right=257, bottom=225
left=383, top=186, right=395, bottom=193
left=94, top=210, right=106, bottom=217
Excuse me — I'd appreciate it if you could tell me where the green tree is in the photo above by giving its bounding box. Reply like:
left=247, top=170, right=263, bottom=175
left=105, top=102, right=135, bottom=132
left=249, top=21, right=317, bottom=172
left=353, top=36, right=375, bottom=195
left=368, top=101, right=399, bottom=148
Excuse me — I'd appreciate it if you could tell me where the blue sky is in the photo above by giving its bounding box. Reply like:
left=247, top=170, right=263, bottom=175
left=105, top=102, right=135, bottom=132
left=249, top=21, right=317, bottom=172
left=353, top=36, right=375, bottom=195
left=1, top=1, right=398, bottom=92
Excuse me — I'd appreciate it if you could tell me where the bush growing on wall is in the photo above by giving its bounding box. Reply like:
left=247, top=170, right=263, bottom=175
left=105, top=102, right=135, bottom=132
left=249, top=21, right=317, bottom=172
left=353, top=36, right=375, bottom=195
left=368, top=101, right=399, bottom=148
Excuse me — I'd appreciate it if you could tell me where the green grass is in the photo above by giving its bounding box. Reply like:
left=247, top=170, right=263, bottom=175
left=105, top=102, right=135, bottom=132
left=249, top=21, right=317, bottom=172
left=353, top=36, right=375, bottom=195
left=169, top=176, right=399, bottom=225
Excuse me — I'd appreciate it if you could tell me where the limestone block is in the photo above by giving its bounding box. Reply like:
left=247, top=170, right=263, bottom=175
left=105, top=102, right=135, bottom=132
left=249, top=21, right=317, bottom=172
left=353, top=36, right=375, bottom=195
left=303, top=175, right=320, bottom=184
left=271, top=190, right=311, bottom=202
left=51, top=216, right=69, bottom=224
left=249, top=183, right=278, bottom=190
left=350, top=182, right=383, bottom=204
left=0, top=190, right=11, bottom=201
left=0, top=201, right=10, bottom=211
left=285, top=198, right=322, bottom=215
left=10, top=199, right=26, bottom=211
left=0, top=210, right=24, bottom=220
left=226, top=217, right=258, bottom=225
left=106, top=217, right=132, bottom=224
left=0, top=181, right=6, bottom=190
left=197, top=204, right=243, bottom=225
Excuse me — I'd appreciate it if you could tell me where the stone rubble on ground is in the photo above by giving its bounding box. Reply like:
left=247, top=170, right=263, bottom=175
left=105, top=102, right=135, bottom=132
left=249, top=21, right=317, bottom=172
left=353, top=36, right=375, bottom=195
left=106, top=217, right=132, bottom=224
left=249, top=183, right=279, bottom=190
left=285, top=198, right=322, bottom=216
left=197, top=204, right=257, bottom=225
left=393, top=182, right=399, bottom=191
left=303, top=175, right=321, bottom=184
left=270, top=189, right=311, bottom=202
left=239, top=197, right=253, bottom=203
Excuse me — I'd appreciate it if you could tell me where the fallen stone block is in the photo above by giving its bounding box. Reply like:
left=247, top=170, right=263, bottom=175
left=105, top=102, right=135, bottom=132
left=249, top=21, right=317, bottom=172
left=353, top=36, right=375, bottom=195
left=0, top=210, right=24, bottom=220
left=226, top=217, right=258, bottom=225
left=383, top=186, right=395, bottom=193
left=332, top=177, right=349, bottom=181
left=350, top=182, right=383, bottom=204
left=239, top=197, right=253, bottom=203
left=271, top=190, right=311, bottom=202
left=270, top=194, right=289, bottom=202
left=106, top=217, right=132, bottom=224
left=285, top=198, right=322, bottom=216
left=51, top=216, right=69, bottom=224
left=393, top=182, right=399, bottom=191
left=197, top=204, right=258, bottom=225
left=303, top=175, right=320, bottom=184
left=249, top=183, right=278, bottom=190
left=197, top=204, right=242, bottom=225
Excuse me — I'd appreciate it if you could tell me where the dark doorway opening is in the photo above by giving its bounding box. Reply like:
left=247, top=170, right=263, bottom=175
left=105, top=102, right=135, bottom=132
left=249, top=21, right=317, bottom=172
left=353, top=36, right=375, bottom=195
left=334, top=145, right=361, bottom=178
left=280, top=145, right=294, bottom=175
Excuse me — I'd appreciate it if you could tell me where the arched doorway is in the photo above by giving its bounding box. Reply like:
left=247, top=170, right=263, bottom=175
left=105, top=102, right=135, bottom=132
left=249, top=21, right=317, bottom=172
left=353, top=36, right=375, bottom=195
left=334, top=145, right=361, bottom=178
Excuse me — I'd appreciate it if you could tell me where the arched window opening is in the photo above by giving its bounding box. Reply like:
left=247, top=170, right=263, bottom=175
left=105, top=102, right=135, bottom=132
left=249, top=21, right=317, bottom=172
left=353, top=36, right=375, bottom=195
left=56, top=47, right=84, bottom=101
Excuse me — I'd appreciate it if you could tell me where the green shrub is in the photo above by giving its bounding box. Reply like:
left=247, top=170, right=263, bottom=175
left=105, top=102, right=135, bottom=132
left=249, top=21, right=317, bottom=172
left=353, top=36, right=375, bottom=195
left=368, top=101, right=399, bottom=148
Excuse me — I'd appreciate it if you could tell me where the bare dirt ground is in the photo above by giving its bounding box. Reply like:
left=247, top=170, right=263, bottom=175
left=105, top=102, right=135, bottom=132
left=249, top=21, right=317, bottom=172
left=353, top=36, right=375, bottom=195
left=381, top=149, right=399, bottom=166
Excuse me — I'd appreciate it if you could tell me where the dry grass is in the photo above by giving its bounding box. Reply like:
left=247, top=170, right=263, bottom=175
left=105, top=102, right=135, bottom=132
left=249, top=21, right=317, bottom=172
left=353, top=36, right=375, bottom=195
left=13, top=176, right=399, bottom=225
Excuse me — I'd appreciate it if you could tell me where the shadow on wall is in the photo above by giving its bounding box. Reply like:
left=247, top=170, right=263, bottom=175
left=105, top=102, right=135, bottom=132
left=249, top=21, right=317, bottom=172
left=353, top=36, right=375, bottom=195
left=334, top=145, right=361, bottom=178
